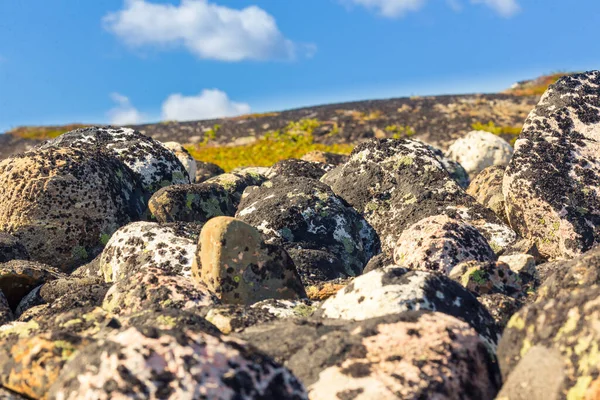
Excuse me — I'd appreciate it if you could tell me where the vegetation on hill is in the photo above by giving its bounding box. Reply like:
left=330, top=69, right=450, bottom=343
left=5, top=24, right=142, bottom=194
left=504, top=73, right=570, bottom=96
left=471, top=121, right=522, bottom=145
left=6, top=124, right=86, bottom=140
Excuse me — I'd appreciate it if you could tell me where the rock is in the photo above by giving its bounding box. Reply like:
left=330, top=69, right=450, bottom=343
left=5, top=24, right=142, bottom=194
left=231, top=166, right=270, bottom=178
left=0, top=147, right=146, bottom=271
left=498, top=253, right=536, bottom=276
left=478, top=293, right=522, bottom=329
left=266, top=159, right=334, bottom=180
left=160, top=141, right=196, bottom=182
left=318, top=266, right=500, bottom=349
left=70, top=253, right=102, bottom=279
left=236, top=177, right=380, bottom=285
left=393, top=215, right=497, bottom=274
left=0, top=234, right=29, bottom=264
left=148, top=182, right=234, bottom=223
left=449, top=260, right=521, bottom=297
left=195, top=161, right=224, bottom=183
left=301, top=151, right=349, bottom=165
left=0, top=388, right=28, bottom=399
left=206, top=299, right=315, bottom=334
left=194, top=217, right=306, bottom=305
left=120, top=308, right=221, bottom=337
left=48, top=326, right=308, bottom=399
left=425, top=142, right=470, bottom=188
left=204, top=171, right=267, bottom=208
left=99, top=221, right=200, bottom=282
left=503, top=71, right=600, bottom=259
left=304, top=279, right=350, bottom=301
left=362, top=252, right=394, bottom=274
left=321, top=138, right=516, bottom=254
left=38, top=126, right=189, bottom=195
left=0, top=260, right=64, bottom=310
left=102, top=267, right=217, bottom=315
left=447, top=130, right=513, bottom=177
left=0, top=289, right=12, bottom=325
left=466, top=165, right=508, bottom=223
left=501, top=237, right=545, bottom=263
left=293, top=312, right=501, bottom=399
left=498, top=284, right=600, bottom=398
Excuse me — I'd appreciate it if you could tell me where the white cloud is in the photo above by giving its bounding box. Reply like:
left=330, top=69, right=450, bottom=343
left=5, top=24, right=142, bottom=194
left=103, top=0, right=309, bottom=61
left=161, top=89, right=251, bottom=121
left=344, top=0, right=520, bottom=17
left=107, top=93, right=144, bottom=125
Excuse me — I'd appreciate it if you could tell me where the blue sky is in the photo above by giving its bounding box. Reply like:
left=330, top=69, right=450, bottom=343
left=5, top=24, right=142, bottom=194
left=0, top=0, right=599, bottom=132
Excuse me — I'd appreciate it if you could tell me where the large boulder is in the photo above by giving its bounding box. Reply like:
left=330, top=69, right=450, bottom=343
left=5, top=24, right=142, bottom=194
left=236, top=177, right=380, bottom=285
left=503, top=71, right=600, bottom=259
left=0, top=234, right=29, bottom=264
left=0, top=147, right=146, bottom=271
left=160, top=141, right=197, bottom=181
left=266, top=159, right=334, bottom=181
left=446, top=130, right=513, bottom=177
left=322, top=138, right=515, bottom=254
left=466, top=165, right=508, bottom=223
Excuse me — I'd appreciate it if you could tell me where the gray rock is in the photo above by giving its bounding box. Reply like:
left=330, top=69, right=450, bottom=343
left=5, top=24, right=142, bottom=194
left=0, top=233, right=29, bottom=264
left=266, top=158, right=334, bottom=180
left=447, top=130, right=513, bottom=177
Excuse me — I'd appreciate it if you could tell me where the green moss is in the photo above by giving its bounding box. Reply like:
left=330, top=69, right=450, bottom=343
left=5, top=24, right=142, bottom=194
left=71, top=246, right=88, bottom=260
left=293, top=303, right=316, bottom=317
left=469, top=269, right=487, bottom=285
left=100, top=233, right=112, bottom=246
left=186, top=193, right=196, bottom=210
left=385, top=125, right=415, bottom=139
left=471, top=121, right=523, bottom=146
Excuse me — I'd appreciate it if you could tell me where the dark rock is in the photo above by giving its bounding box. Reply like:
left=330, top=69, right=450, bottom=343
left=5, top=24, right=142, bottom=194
left=0, top=260, right=64, bottom=311
left=0, top=233, right=29, bottom=264
left=266, top=158, right=334, bottom=180
left=195, top=161, right=224, bottom=183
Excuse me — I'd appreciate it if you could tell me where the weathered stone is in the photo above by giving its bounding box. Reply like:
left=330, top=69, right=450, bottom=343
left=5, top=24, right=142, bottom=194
left=48, top=326, right=308, bottom=399
left=362, top=252, right=394, bottom=274
left=69, top=253, right=102, bottom=279
left=478, top=293, right=522, bottom=329
left=294, top=312, right=501, bottom=399
left=99, top=221, right=200, bottom=282
left=447, top=130, right=513, bottom=177
left=38, top=126, right=189, bottom=195
left=0, top=233, right=29, bottom=264
left=321, top=138, right=516, bottom=254
left=195, top=161, right=224, bottom=183
left=301, top=151, right=349, bottom=165
left=102, top=267, right=217, bottom=315
left=120, top=308, right=221, bottom=337
left=503, top=71, right=600, bottom=259
left=266, top=158, right=334, bottom=180
left=394, top=215, right=497, bottom=274
left=195, top=217, right=306, bottom=305
left=0, top=388, right=28, bottom=399
left=236, top=177, right=380, bottom=285
left=449, top=260, right=522, bottom=297
left=498, top=253, right=536, bottom=276
left=0, top=289, right=12, bottom=325
left=204, top=171, right=267, bottom=208
left=425, top=142, right=470, bottom=188
left=160, top=141, right=196, bottom=182
left=466, top=165, right=508, bottom=223
left=318, top=266, right=500, bottom=350
left=148, top=183, right=234, bottom=223
left=0, top=260, right=64, bottom=311
left=0, top=147, right=146, bottom=271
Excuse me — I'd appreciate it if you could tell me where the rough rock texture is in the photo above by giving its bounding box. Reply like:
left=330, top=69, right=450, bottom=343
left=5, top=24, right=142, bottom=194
left=466, top=165, right=508, bottom=223
left=426, top=143, right=470, bottom=188
left=393, top=215, right=497, bottom=274
left=266, top=159, right=334, bottom=181
left=100, top=221, right=200, bottom=282
left=204, top=172, right=267, bottom=209
left=0, top=260, right=64, bottom=310
left=195, top=217, right=306, bottom=305
left=322, top=138, right=516, bottom=254
left=0, top=147, right=146, bottom=271
left=294, top=312, right=501, bottom=400
left=48, top=326, right=308, bottom=400
left=318, top=266, right=500, bottom=349
left=449, top=260, right=522, bottom=297
left=498, top=253, right=536, bottom=276
left=236, top=177, right=380, bottom=285
left=37, top=126, right=189, bottom=195
left=195, top=161, right=225, bottom=183
left=103, top=267, right=217, bottom=315
left=0, top=234, right=29, bottom=264
left=160, top=141, right=196, bottom=182
left=478, top=293, right=522, bottom=329
left=301, top=151, right=349, bottom=166
left=362, top=252, right=394, bottom=274
left=447, top=130, right=513, bottom=177
left=0, top=388, right=28, bottom=399
left=503, top=71, right=600, bottom=259
left=148, top=183, right=234, bottom=223
left=498, top=285, right=600, bottom=399
left=0, top=289, right=13, bottom=325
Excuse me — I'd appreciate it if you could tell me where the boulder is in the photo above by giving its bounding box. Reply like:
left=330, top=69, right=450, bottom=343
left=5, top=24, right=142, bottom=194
left=0, top=260, right=64, bottom=310
left=466, top=165, right=508, bottom=223
left=301, top=151, right=349, bottom=165
left=194, top=217, right=306, bottom=305
left=503, top=71, right=600, bottom=259
left=195, top=161, right=225, bottom=183
left=266, top=158, right=334, bottom=180
left=448, top=260, right=521, bottom=297
left=0, top=234, right=29, bottom=264
left=204, top=172, right=267, bottom=209
left=160, top=141, right=196, bottom=181
left=447, top=130, right=513, bottom=177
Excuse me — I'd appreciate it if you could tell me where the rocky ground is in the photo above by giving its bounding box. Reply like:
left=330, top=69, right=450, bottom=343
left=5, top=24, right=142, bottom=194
left=0, top=71, right=599, bottom=399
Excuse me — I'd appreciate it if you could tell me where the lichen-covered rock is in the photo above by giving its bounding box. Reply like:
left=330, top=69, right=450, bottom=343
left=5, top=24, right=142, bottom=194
left=321, top=138, right=515, bottom=254
left=318, top=266, right=500, bottom=349
left=0, top=233, right=29, bottom=264
left=236, top=177, right=380, bottom=285
left=0, top=147, right=146, bottom=271
left=498, top=284, right=600, bottom=399
left=38, top=126, right=189, bottom=195
left=120, top=308, right=221, bottom=337
left=0, top=289, right=12, bottom=325
left=266, top=159, right=334, bottom=180
left=195, top=161, right=225, bottom=183
left=206, top=299, right=315, bottom=334
left=0, top=331, right=91, bottom=399
left=160, top=141, right=196, bottom=182
left=449, top=260, right=522, bottom=297
left=447, top=130, right=513, bottom=177
left=301, top=151, right=349, bottom=166
left=503, top=71, right=600, bottom=260
left=148, top=183, right=234, bottom=223
left=204, top=171, right=267, bottom=208
left=0, top=388, right=28, bottom=399
left=48, top=326, right=308, bottom=399
left=362, top=252, right=394, bottom=274
left=393, top=215, right=497, bottom=274
left=195, top=217, right=306, bottom=305
left=498, top=253, right=536, bottom=277
left=293, top=312, right=501, bottom=399
left=103, top=267, right=217, bottom=315
left=69, top=253, right=102, bottom=279
left=0, top=260, right=64, bottom=310
left=100, top=221, right=200, bottom=282
left=478, top=293, right=522, bottom=329
left=466, top=165, right=508, bottom=223
left=426, top=142, right=470, bottom=188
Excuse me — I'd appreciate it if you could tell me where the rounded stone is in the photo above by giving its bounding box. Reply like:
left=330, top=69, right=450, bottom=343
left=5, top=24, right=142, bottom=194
left=161, top=141, right=196, bottom=182
left=195, top=161, right=224, bottom=184
left=0, top=260, right=64, bottom=311
left=266, top=159, right=334, bottom=181
left=0, top=233, right=29, bottom=264
left=466, top=165, right=508, bottom=223
left=447, top=130, right=513, bottom=177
